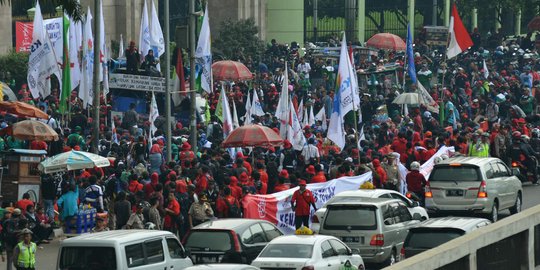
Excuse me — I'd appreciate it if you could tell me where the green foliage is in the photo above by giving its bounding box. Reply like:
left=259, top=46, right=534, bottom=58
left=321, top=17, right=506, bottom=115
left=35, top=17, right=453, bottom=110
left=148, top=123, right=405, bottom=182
left=213, top=18, right=265, bottom=61
left=0, top=51, right=30, bottom=90
left=1, top=0, right=82, bottom=21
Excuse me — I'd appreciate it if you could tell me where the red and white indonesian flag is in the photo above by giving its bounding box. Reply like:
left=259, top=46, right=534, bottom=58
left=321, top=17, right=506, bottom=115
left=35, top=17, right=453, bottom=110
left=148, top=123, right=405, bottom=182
left=447, top=4, right=473, bottom=59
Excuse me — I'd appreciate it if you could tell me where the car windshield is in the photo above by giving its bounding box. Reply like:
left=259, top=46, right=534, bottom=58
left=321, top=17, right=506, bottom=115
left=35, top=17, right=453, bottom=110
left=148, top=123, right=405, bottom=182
left=60, top=247, right=117, bottom=270
left=258, top=244, right=313, bottom=258
left=406, top=229, right=464, bottom=249
left=185, top=231, right=232, bottom=251
left=323, top=205, right=377, bottom=230
left=430, top=166, right=480, bottom=181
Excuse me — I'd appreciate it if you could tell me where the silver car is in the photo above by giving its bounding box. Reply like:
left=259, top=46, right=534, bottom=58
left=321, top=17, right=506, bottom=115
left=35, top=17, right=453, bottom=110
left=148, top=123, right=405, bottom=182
left=318, top=198, right=423, bottom=266
left=425, top=157, right=523, bottom=222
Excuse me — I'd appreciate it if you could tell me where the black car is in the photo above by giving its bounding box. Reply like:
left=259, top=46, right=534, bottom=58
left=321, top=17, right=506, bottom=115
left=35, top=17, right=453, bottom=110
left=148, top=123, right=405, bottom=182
left=183, top=219, right=283, bottom=264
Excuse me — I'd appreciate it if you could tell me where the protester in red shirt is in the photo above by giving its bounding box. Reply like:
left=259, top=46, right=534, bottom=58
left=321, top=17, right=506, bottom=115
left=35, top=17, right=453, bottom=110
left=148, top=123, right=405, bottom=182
left=406, top=161, right=427, bottom=205
left=195, top=166, right=212, bottom=194
left=164, top=192, right=180, bottom=233
left=291, top=180, right=317, bottom=229
left=256, top=163, right=269, bottom=184
left=128, top=174, right=143, bottom=193
left=273, top=170, right=290, bottom=192
left=17, top=193, right=34, bottom=215
left=228, top=176, right=242, bottom=200
left=144, top=172, right=159, bottom=199
left=372, top=159, right=387, bottom=188
left=216, top=187, right=240, bottom=218
left=311, top=165, right=326, bottom=183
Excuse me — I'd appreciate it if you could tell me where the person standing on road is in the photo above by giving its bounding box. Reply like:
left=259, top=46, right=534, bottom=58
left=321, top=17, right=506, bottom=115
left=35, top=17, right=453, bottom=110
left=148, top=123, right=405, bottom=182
left=12, top=228, right=36, bottom=270
left=291, top=180, right=317, bottom=229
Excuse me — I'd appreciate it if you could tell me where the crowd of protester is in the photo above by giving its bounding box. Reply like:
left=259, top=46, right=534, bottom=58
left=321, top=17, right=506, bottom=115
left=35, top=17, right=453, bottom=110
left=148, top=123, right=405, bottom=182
left=0, top=28, right=540, bottom=244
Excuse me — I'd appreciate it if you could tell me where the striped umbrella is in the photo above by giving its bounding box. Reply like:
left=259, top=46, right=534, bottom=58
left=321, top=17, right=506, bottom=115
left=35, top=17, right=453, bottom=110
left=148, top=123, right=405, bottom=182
left=212, top=60, right=254, bottom=81
left=366, top=33, right=406, bottom=51
left=38, top=150, right=110, bottom=174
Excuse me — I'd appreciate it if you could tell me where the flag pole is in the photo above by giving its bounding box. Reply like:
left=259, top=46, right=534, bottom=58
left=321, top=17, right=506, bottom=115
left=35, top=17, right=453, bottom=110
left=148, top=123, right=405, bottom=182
left=440, top=26, right=451, bottom=126
left=92, top=0, right=102, bottom=153
left=164, top=0, right=172, bottom=162
left=189, top=0, right=198, bottom=153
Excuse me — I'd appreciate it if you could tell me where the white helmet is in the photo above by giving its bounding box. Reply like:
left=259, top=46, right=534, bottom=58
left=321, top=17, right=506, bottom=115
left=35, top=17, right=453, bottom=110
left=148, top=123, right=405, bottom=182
left=145, top=222, right=156, bottom=230
left=441, top=154, right=449, bottom=160
left=434, top=156, right=443, bottom=165
left=410, top=161, right=421, bottom=171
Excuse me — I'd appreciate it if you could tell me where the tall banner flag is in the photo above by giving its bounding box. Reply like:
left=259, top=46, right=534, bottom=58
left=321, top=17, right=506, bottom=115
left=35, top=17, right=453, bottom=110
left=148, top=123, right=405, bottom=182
left=220, top=85, right=234, bottom=137
left=232, top=98, right=240, bottom=129
left=244, top=90, right=252, bottom=125
left=483, top=59, right=489, bottom=79
left=315, top=107, right=327, bottom=131
left=173, top=48, right=186, bottom=106
left=297, top=99, right=304, bottom=123
left=288, top=103, right=306, bottom=151
left=118, top=34, right=124, bottom=58
left=406, top=23, right=417, bottom=84
left=149, top=92, right=159, bottom=137
left=417, top=81, right=439, bottom=113
left=79, top=7, right=94, bottom=108
left=68, top=16, right=81, bottom=91
left=251, top=89, right=265, bottom=116
left=308, top=105, right=315, bottom=126
left=327, top=33, right=360, bottom=149
left=27, top=1, right=61, bottom=99
left=60, top=14, right=70, bottom=114
left=195, top=4, right=213, bottom=93
left=150, top=0, right=165, bottom=71
left=276, top=65, right=290, bottom=139
left=447, top=4, right=474, bottom=59
left=99, top=0, right=106, bottom=82
left=139, top=0, right=151, bottom=60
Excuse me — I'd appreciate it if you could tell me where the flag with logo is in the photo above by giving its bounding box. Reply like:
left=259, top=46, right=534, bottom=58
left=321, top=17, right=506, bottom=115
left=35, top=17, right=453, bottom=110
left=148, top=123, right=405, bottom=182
left=195, top=4, right=213, bottom=93
left=99, top=0, right=106, bottom=82
left=150, top=0, right=165, bottom=71
left=275, top=65, right=289, bottom=139
left=27, top=1, right=61, bottom=99
left=139, top=0, right=151, bottom=59
left=251, top=89, right=265, bottom=116
left=244, top=90, right=252, bottom=125
left=288, top=103, right=306, bottom=151
left=406, top=23, right=417, bottom=84
left=79, top=7, right=94, bottom=108
left=149, top=92, right=159, bottom=149
left=68, top=16, right=81, bottom=92
left=315, top=107, right=327, bottom=131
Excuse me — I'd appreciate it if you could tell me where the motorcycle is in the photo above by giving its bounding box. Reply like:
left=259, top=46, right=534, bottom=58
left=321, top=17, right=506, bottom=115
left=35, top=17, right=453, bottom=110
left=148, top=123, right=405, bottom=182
left=406, top=191, right=424, bottom=207
left=511, top=159, right=539, bottom=184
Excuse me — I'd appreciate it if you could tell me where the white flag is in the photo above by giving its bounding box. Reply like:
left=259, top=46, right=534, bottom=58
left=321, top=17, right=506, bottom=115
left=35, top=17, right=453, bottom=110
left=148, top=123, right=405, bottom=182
left=297, top=99, right=304, bottom=123
left=119, top=34, right=124, bottom=58
left=483, top=59, right=489, bottom=79
left=195, top=4, right=213, bottom=93
left=251, top=89, right=265, bottom=116
left=288, top=103, right=306, bottom=151
left=220, top=85, right=234, bottom=137
left=78, top=8, right=94, bottom=108
left=244, top=90, right=252, bottom=125
left=27, top=2, right=61, bottom=99
left=139, top=0, right=151, bottom=59
left=103, top=44, right=110, bottom=96
left=417, top=80, right=439, bottom=113
left=99, top=0, right=105, bottom=81
left=150, top=0, right=165, bottom=71
left=302, top=106, right=309, bottom=127
left=276, top=65, right=290, bottom=139
left=68, top=16, right=81, bottom=91
left=308, top=105, right=315, bottom=126
left=232, top=98, right=240, bottom=129
left=150, top=92, right=159, bottom=136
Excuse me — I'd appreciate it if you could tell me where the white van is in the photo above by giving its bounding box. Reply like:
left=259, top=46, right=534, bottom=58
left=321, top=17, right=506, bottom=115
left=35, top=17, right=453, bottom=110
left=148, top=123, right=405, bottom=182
left=57, top=230, right=193, bottom=270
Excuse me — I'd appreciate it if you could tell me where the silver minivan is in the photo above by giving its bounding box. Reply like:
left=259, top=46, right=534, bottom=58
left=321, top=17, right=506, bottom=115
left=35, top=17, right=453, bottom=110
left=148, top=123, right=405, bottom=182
left=425, top=157, right=523, bottom=222
left=318, top=198, right=422, bottom=266
left=57, top=230, right=193, bottom=269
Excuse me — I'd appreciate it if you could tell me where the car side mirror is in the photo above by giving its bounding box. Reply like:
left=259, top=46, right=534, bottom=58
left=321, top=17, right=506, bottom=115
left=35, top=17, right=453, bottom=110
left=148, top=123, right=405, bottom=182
left=351, top=248, right=360, bottom=255
left=412, top=213, right=423, bottom=221
left=411, top=201, right=420, bottom=207
left=384, top=218, right=394, bottom=225
left=183, top=248, right=191, bottom=257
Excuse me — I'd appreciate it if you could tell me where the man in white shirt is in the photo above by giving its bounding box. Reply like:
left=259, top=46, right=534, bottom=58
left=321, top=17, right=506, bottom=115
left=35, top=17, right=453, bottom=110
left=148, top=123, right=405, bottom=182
left=301, top=138, right=320, bottom=165
left=297, top=58, right=311, bottom=79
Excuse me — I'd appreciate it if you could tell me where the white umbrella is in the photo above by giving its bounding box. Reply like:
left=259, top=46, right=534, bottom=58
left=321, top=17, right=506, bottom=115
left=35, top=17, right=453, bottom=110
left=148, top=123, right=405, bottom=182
left=38, top=150, right=110, bottom=174
left=393, top=92, right=420, bottom=105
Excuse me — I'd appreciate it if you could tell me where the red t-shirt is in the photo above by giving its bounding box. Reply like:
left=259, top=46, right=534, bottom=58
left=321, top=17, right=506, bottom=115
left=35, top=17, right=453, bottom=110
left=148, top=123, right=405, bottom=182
left=311, top=172, right=326, bottom=183
left=291, top=189, right=315, bottom=216
left=164, top=199, right=180, bottom=228
left=17, top=199, right=34, bottom=215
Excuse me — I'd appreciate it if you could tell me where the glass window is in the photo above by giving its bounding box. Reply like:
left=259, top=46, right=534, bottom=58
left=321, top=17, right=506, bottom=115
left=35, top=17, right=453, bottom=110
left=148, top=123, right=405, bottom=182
left=60, top=247, right=117, bottom=270
left=321, top=240, right=336, bottom=258
left=430, top=166, right=481, bottom=181
left=241, top=228, right=254, bottom=244
left=379, top=193, right=393, bottom=199
left=390, top=193, right=412, bottom=207
left=497, top=163, right=511, bottom=177
left=395, top=203, right=412, bottom=223
left=185, top=231, right=233, bottom=252
left=329, top=240, right=349, bottom=256
left=245, top=224, right=267, bottom=244
left=405, top=229, right=464, bottom=249
left=125, top=243, right=145, bottom=268
left=166, top=238, right=185, bottom=259
left=261, top=222, right=282, bottom=241
left=490, top=163, right=502, bottom=178
left=259, top=244, right=313, bottom=258
left=382, top=205, right=395, bottom=225
left=145, top=240, right=164, bottom=264
left=323, top=205, right=377, bottom=230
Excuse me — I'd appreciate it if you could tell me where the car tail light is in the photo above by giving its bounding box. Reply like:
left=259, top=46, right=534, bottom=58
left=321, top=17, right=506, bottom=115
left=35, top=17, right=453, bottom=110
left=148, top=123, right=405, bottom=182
left=511, top=161, right=518, bottom=167
left=230, top=230, right=242, bottom=252
left=311, top=215, right=319, bottom=223
left=401, top=247, right=406, bottom=259
left=406, top=192, right=412, bottom=199
left=301, top=266, right=314, bottom=270
left=477, top=180, right=488, bottom=198
left=370, top=234, right=384, bottom=246
left=425, top=183, right=433, bottom=198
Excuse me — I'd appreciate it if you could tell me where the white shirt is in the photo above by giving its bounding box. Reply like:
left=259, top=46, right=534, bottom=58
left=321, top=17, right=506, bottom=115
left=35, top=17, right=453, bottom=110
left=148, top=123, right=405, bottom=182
left=301, top=144, right=320, bottom=163
left=297, top=62, right=311, bottom=78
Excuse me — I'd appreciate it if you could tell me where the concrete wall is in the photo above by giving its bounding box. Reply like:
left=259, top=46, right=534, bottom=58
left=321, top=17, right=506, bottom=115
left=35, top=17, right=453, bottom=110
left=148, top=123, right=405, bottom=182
left=0, top=1, right=13, bottom=54
left=266, top=0, right=304, bottom=45
left=384, top=204, right=540, bottom=270
left=208, top=0, right=267, bottom=41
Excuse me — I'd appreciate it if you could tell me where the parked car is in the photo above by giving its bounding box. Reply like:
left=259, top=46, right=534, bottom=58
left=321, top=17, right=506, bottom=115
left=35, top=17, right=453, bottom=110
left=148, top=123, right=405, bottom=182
left=251, top=234, right=365, bottom=270
left=184, top=264, right=260, bottom=270
left=311, top=189, right=429, bottom=233
left=183, top=219, right=283, bottom=264
left=425, top=157, right=523, bottom=222
left=57, top=230, right=193, bottom=270
left=401, top=217, right=491, bottom=259
left=318, top=198, right=423, bottom=266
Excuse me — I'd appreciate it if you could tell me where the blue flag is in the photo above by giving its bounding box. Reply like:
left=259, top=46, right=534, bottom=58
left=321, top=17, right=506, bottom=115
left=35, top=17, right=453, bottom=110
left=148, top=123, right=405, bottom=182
left=407, top=23, right=417, bottom=84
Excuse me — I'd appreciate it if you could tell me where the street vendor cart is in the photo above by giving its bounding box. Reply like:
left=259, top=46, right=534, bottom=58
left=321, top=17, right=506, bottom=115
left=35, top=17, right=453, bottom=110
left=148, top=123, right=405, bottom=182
left=0, top=149, right=47, bottom=202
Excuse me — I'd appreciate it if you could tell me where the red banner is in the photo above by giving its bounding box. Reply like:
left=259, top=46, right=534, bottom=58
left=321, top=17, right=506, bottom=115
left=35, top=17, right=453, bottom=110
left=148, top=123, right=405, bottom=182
left=15, top=22, right=34, bottom=53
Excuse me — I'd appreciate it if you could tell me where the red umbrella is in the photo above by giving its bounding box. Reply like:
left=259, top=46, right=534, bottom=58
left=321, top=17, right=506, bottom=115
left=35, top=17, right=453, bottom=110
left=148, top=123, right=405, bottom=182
left=0, top=101, right=48, bottom=119
left=212, top=60, right=254, bottom=81
left=366, top=33, right=406, bottom=51
left=528, top=16, right=540, bottom=31
left=222, top=125, right=283, bottom=148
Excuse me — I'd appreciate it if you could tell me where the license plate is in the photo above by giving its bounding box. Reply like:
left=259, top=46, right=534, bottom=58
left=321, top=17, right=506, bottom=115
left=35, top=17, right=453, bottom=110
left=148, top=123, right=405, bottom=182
left=446, top=189, right=463, bottom=196
left=342, top=236, right=360, bottom=242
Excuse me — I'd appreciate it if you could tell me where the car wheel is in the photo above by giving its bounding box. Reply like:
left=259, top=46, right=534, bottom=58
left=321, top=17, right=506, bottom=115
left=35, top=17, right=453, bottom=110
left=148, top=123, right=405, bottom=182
left=384, top=249, right=397, bottom=266
left=510, top=193, right=522, bottom=214
left=489, top=201, right=498, bottom=222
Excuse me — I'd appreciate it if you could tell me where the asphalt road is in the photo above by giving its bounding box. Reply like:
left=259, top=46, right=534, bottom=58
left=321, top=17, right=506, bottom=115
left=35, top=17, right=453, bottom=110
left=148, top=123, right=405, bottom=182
left=1, top=183, right=539, bottom=269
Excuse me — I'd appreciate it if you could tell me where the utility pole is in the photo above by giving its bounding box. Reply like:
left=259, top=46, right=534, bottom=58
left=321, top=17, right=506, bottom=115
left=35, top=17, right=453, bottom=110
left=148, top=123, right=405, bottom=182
left=432, top=0, right=438, bottom=26
left=164, top=0, right=172, bottom=162
left=189, top=0, right=198, bottom=152
left=92, top=0, right=101, bottom=153
left=313, top=0, right=318, bottom=42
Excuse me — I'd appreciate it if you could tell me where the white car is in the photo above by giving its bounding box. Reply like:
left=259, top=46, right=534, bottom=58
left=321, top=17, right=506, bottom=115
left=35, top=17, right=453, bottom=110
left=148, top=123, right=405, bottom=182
left=311, top=189, right=429, bottom=233
left=251, top=234, right=365, bottom=270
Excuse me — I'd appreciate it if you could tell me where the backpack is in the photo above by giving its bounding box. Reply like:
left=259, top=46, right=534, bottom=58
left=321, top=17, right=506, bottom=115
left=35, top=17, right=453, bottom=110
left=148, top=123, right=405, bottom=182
left=224, top=198, right=241, bottom=218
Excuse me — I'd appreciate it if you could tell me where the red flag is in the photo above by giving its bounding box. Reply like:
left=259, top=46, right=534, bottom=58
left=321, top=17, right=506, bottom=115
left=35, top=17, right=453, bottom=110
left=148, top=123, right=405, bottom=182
left=176, top=48, right=186, bottom=94
left=447, top=4, right=473, bottom=59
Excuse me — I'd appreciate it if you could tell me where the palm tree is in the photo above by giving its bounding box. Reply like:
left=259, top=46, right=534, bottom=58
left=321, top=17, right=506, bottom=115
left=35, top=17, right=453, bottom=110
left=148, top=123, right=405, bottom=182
left=0, top=0, right=82, bottom=20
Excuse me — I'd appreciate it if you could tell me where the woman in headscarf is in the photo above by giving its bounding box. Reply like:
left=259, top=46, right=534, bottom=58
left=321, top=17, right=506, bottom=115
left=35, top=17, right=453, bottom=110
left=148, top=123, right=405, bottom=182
left=149, top=143, right=163, bottom=175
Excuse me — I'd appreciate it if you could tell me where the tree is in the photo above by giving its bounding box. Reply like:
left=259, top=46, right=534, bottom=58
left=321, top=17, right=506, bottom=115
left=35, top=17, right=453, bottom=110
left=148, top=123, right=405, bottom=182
left=0, top=51, right=31, bottom=90
left=213, top=18, right=265, bottom=62
left=0, top=0, right=82, bottom=20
